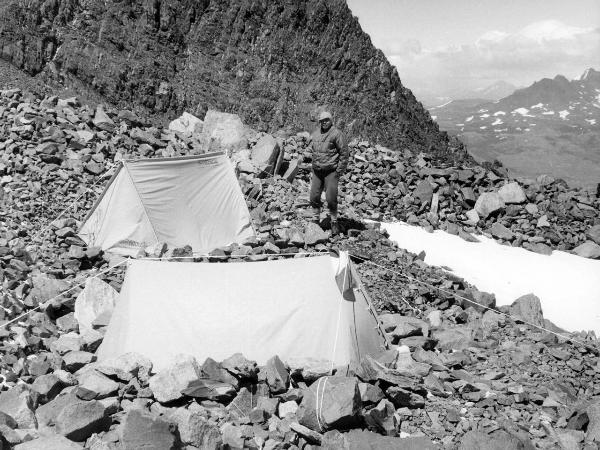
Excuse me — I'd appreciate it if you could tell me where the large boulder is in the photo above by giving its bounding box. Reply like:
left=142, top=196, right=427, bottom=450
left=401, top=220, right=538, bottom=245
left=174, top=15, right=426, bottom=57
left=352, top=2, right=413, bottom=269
left=459, top=429, right=535, bottom=449
left=74, top=277, right=118, bottom=335
left=586, top=225, right=600, bottom=245
left=92, top=105, right=116, bottom=132
left=498, top=182, right=527, bottom=204
left=35, top=392, right=80, bottom=427
left=412, top=180, right=434, bottom=204
left=572, top=241, right=600, bottom=259
left=323, top=429, right=437, bottom=449
left=510, top=294, right=544, bottom=327
left=166, top=408, right=222, bottom=448
left=119, top=410, right=180, bottom=450
left=149, top=354, right=203, bottom=403
left=250, top=134, right=281, bottom=176
left=474, top=192, right=505, bottom=218
left=26, top=276, right=70, bottom=306
left=263, top=355, right=289, bottom=394
left=14, top=435, right=82, bottom=450
left=77, top=370, right=120, bottom=399
left=0, top=385, right=37, bottom=429
left=168, top=112, right=203, bottom=135
left=200, top=110, right=247, bottom=152
left=55, top=399, right=110, bottom=441
left=585, top=400, right=600, bottom=443
left=297, top=376, right=361, bottom=432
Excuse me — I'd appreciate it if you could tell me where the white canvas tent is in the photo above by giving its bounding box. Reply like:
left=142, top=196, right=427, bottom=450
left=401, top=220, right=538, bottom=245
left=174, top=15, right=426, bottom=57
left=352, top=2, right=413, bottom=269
left=79, top=153, right=255, bottom=256
left=97, top=253, right=389, bottom=371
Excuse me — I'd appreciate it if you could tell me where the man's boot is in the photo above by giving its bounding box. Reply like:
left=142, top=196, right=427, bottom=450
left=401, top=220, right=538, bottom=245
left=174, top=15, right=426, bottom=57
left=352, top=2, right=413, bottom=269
left=312, top=207, right=321, bottom=225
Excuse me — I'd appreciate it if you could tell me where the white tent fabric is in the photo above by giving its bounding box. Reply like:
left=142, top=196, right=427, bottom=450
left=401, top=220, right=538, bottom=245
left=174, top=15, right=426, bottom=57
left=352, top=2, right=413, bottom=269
left=97, top=253, right=388, bottom=371
left=79, top=153, right=255, bottom=256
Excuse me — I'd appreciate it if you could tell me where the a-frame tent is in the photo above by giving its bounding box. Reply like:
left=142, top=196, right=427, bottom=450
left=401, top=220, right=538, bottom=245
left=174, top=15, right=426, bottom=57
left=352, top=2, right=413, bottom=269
left=79, top=153, right=255, bottom=256
left=97, top=252, right=390, bottom=372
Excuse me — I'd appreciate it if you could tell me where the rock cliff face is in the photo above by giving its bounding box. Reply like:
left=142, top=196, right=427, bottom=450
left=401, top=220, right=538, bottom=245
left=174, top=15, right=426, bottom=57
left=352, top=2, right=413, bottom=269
left=0, top=0, right=466, bottom=160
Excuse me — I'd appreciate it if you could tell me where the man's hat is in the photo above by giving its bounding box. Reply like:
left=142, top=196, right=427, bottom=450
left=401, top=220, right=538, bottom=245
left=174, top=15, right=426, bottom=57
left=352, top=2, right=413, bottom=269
left=318, top=111, right=332, bottom=122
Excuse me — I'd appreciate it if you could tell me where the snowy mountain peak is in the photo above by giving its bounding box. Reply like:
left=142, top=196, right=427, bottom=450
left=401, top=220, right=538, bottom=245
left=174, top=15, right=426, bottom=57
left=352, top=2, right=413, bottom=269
left=579, top=68, right=600, bottom=83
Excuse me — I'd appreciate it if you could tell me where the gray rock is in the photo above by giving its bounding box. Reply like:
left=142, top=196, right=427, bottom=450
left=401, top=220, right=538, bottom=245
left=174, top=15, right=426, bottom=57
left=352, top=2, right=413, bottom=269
left=149, top=354, right=202, bottom=403
left=30, top=374, right=65, bottom=404
left=278, top=400, right=298, bottom=418
left=358, top=383, right=384, bottom=405
left=263, top=355, right=289, bottom=394
left=586, top=225, right=600, bottom=245
left=586, top=400, right=600, bottom=443
left=298, top=376, right=361, bottom=432
left=166, top=408, right=222, bottom=448
left=474, top=192, right=505, bottom=218
left=63, top=351, right=96, bottom=372
left=74, top=277, right=118, bottom=336
left=459, top=429, right=535, bottom=450
left=498, top=182, right=526, bottom=204
left=77, top=370, right=120, bottom=399
left=413, top=180, right=433, bottom=204
left=573, top=241, right=600, bottom=259
left=35, top=392, right=80, bottom=427
left=50, top=332, right=82, bottom=355
left=221, top=423, right=244, bottom=449
left=201, top=110, right=247, bottom=151
left=490, top=222, right=514, bottom=240
left=323, top=428, right=437, bottom=449
left=55, top=399, right=110, bottom=441
left=432, top=326, right=474, bottom=351
left=510, top=293, right=544, bottom=327
left=250, top=134, right=280, bottom=176
left=96, top=352, right=153, bottom=384
left=303, top=222, right=329, bottom=245
left=13, top=435, right=82, bottom=450
left=364, top=399, right=397, bottom=436
left=0, top=384, right=37, bottom=429
left=92, top=105, right=116, bottom=132
left=119, top=410, right=179, bottom=450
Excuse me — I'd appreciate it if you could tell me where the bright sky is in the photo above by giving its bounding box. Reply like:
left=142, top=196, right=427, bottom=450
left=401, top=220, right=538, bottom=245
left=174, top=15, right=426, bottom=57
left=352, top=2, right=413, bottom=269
left=347, top=0, right=600, bottom=97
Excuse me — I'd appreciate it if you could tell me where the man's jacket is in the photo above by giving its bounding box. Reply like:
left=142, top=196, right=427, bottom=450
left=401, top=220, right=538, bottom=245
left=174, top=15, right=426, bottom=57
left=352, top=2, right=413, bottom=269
left=309, top=126, right=349, bottom=174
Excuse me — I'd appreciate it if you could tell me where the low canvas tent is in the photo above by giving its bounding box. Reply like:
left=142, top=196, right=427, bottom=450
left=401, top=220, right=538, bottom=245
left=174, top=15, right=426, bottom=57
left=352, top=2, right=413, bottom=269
left=97, top=253, right=389, bottom=371
left=79, top=153, right=255, bottom=256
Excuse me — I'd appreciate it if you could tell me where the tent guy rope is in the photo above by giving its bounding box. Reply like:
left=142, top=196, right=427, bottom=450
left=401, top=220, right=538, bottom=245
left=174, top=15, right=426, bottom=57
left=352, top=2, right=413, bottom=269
left=349, top=253, right=597, bottom=352
left=0, top=259, right=128, bottom=330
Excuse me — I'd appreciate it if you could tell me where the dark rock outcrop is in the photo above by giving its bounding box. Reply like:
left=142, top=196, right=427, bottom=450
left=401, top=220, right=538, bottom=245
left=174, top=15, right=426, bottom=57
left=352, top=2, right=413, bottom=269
left=0, top=0, right=467, bottom=162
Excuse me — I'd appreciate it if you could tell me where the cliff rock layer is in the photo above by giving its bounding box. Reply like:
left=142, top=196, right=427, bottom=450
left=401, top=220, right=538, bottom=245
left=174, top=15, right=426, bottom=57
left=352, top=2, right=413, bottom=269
left=0, top=0, right=466, bottom=160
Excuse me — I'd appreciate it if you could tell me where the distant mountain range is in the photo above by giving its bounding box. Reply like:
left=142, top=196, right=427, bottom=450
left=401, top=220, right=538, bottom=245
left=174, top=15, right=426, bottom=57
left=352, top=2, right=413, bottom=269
left=417, top=80, right=520, bottom=108
left=429, top=68, right=600, bottom=188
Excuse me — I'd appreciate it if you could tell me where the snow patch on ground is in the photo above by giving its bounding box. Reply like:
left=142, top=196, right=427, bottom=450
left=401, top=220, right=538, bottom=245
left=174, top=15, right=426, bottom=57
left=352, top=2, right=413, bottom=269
left=559, top=110, right=570, bottom=119
left=465, top=116, right=473, bottom=122
left=586, top=118, right=597, bottom=125
left=491, top=118, right=503, bottom=126
left=531, top=103, right=544, bottom=109
left=512, top=107, right=534, bottom=117
left=381, top=222, right=600, bottom=334
left=542, top=111, right=555, bottom=115
left=431, top=116, right=437, bottom=120
left=480, top=114, right=490, bottom=118
left=493, top=111, right=506, bottom=116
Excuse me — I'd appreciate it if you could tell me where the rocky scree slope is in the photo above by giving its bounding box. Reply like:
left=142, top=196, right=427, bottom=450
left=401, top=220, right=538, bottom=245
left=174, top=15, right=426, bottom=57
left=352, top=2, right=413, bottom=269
left=0, top=0, right=466, bottom=163
left=0, top=90, right=600, bottom=448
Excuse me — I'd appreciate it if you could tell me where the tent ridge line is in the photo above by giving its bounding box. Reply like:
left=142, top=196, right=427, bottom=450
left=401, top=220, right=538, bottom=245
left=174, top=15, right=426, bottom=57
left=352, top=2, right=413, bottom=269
left=123, top=151, right=226, bottom=165
left=78, top=163, right=123, bottom=229
left=122, top=161, right=161, bottom=245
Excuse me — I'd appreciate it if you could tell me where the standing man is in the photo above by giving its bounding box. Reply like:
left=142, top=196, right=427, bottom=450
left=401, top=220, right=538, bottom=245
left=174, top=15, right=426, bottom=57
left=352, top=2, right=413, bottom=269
left=309, top=111, right=349, bottom=235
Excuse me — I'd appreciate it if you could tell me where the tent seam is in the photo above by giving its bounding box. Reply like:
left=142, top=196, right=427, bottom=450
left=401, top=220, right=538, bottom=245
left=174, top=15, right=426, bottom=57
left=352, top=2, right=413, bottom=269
left=122, top=161, right=161, bottom=245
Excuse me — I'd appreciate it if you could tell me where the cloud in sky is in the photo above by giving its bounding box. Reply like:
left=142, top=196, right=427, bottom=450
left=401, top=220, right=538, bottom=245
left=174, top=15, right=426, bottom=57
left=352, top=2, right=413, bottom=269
left=381, top=20, right=600, bottom=96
